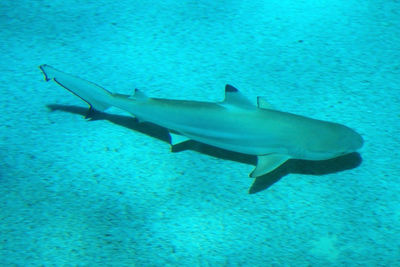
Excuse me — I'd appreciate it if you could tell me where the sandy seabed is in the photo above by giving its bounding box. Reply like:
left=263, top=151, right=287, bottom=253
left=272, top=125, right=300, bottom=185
left=1, top=0, right=399, bottom=266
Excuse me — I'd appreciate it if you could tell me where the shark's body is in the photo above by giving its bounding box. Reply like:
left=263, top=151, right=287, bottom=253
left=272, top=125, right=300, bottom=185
left=39, top=65, right=363, bottom=177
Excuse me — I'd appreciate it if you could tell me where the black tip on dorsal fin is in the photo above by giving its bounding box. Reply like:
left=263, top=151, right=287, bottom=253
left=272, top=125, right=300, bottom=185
left=225, top=84, right=239, bottom=93
left=223, top=84, right=255, bottom=108
left=133, top=88, right=147, bottom=99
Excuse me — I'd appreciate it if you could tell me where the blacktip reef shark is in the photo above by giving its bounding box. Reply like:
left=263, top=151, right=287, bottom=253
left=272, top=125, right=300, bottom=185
left=39, top=64, right=363, bottom=178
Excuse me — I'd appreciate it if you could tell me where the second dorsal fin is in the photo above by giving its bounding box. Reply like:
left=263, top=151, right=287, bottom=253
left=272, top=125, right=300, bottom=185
left=257, top=96, right=274, bottom=109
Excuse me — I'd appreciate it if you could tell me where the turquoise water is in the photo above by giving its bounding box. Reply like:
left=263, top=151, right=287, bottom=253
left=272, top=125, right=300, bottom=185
left=1, top=0, right=400, bottom=266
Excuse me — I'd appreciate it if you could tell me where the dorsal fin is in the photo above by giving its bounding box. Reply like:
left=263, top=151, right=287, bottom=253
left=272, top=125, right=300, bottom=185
left=130, top=88, right=147, bottom=100
left=223, top=84, right=254, bottom=108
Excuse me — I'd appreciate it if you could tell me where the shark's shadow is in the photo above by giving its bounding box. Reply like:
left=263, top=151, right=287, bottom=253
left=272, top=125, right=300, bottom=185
left=47, top=104, right=363, bottom=193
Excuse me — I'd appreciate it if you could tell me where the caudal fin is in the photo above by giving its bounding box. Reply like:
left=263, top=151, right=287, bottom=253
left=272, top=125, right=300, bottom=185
left=39, top=64, right=113, bottom=111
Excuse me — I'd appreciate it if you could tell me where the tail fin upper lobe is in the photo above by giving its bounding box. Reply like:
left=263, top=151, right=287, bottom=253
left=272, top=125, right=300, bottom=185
left=39, top=64, right=113, bottom=111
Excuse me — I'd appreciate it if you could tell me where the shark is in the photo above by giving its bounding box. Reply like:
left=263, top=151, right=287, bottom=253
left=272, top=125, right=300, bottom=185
left=39, top=64, right=363, bottom=178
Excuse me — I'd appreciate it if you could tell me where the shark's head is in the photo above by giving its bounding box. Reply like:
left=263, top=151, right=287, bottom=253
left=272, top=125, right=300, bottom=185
left=297, top=122, right=364, bottom=160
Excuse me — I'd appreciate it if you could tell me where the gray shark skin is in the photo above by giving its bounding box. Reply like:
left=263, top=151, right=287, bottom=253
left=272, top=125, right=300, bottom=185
left=39, top=64, right=363, bottom=178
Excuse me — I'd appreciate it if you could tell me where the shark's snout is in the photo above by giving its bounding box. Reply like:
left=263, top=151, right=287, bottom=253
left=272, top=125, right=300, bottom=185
left=345, top=128, right=364, bottom=152
left=354, top=133, right=364, bottom=150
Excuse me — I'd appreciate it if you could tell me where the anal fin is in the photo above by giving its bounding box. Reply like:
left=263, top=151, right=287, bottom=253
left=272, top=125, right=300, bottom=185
left=169, top=132, right=190, bottom=146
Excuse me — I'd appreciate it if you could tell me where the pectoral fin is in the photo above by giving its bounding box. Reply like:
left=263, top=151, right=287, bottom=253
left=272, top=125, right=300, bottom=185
left=250, top=154, right=290, bottom=178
